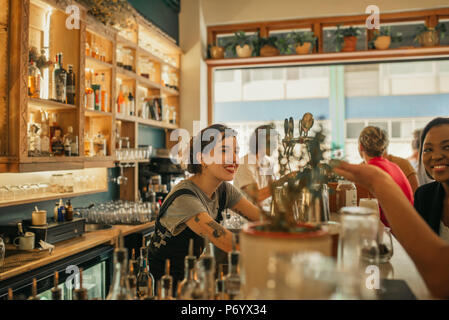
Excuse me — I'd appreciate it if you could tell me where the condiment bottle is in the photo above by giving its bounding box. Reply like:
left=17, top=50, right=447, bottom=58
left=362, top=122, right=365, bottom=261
left=336, top=180, right=357, bottom=213
left=65, top=199, right=73, bottom=221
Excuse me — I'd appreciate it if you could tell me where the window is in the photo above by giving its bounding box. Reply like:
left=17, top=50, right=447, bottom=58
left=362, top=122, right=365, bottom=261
left=215, top=70, right=235, bottom=82
left=346, top=122, right=365, bottom=139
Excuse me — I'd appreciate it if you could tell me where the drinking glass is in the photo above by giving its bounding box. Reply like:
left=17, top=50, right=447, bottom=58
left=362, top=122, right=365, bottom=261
left=378, top=227, right=394, bottom=263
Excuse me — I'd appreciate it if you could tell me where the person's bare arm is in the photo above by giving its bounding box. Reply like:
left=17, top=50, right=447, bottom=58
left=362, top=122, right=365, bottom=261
left=241, top=183, right=272, bottom=202
left=231, top=197, right=262, bottom=222
left=407, top=172, right=419, bottom=194
left=185, top=212, right=236, bottom=252
left=334, top=161, right=449, bottom=298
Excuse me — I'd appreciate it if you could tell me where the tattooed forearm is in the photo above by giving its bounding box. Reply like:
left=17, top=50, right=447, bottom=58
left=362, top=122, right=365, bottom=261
left=233, top=209, right=249, bottom=219
left=206, top=221, right=226, bottom=238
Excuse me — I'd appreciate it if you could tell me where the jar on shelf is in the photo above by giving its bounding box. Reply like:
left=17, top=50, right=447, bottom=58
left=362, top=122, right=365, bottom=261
left=94, top=133, right=107, bottom=157
left=336, top=180, right=357, bottom=213
left=50, top=174, right=64, bottom=193
left=64, top=173, right=74, bottom=193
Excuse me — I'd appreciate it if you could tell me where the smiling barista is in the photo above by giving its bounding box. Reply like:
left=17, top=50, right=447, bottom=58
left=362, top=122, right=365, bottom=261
left=148, top=124, right=262, bottom=295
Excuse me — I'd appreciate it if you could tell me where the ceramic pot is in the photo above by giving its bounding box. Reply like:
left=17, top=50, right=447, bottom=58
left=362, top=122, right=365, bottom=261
left=260, top=45, right=280, bottom=57
left=240, top=221, right=332, bottom=298
left=210, top=46, right=224, bottom=59
left=295, top=42, right=312, bottom=54
left=341, top=36, right=358, bottom=52
left=236, top=44, right=253, bottom=58
left=419, top=30, right=440, bottom=47
left=374, top=35, right=391, bottom=50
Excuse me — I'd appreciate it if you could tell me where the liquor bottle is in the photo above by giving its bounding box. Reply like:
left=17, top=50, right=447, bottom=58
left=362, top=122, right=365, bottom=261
left=136, top=250, right=153, bottom=298
left=92, top=73, right=101, bottom=111
left=57, top=198, right=65, bottom=222
left=66, top=64, right=76, bottom=105
left=53, top=202, right=59, bottom=222
left=129, top=248, right=138, bottom=277
left=141, top=277, right=156, bottom=300
left=128, top=91, right=135, bottom=116
left=85, top=70, right=94, bottom=110
left=28, top=278, right=40, bottom=300
left=224, top=234, right=242, bottom=300
left=63, top=126, right=74, bottom=156
left=51, top=271, right=62, bottom=300
left=51, top=127, right=64, bottom=156
left=160, top=259, right=174, bottom=300
left=100, top=73, right=108, bottom=112
left=123, top=86, right=130, bottom=116
left=215, top=264, right=227, bottom=300
left=177, top=239, right=200, bottom=299
left=127, top=263, right=137, bottom=299
left=65, top=199, right=73, bottom=221
left=8, top=288, right=13, bottom=300
left=116, top=85, right=125, bottom=115
left=28, top=59, right=41, bottom=98
left=73, top=268, right=88, bottom=300
left=40, top=110, right=50, bottom=156
left=53, top=53, right=67, bottom=103
left=106, top=232, right=132, bottom=300
left=28, top=120, right=41, bottom=157
left=196, top=238, right=215, bottom=300
left=49, top=113, right=61, bottom=149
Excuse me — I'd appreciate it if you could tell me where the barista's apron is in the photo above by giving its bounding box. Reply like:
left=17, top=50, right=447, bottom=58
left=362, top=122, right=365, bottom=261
left=148, top=183, right=226, bottom=294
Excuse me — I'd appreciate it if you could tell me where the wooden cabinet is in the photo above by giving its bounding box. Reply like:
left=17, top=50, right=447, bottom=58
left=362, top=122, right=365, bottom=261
left=2, top=0, right=181, bottom=180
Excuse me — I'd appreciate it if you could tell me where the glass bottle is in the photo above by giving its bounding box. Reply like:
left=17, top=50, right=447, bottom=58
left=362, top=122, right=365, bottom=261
left=51, top=128, right=64, bottom=156
left=49, top=113, right=61, bottom=150
left=336, top=180, right=357, bottom=213
left=177, top=239, right=200, bottom=299
left=28, top=59, right=41, bottom=98
left=65, top=199, right=74, bottom=220
left=66, top=64, right=76, bottom=105
left=91, top=37, right=99, bottom=59
left=92, top=73, right=101, bottom=111
left=127, top=263, right=138, bottom=299
left=100, top=73, right=108, bottom=112
left=53, top=202, right=59, bottom=221
left=128, top=91, right=135, bottom=116
left=85, top=70, right=94, bottom=110
left=85, top=41, right=91, bottom=57
left=28, top=278, right=40, bottom=300
left=40, top=110, right=50, bottom=156
left=53, top=53, right=67, bottom=103
left=129, top=248, right=138, bottom=277
left=57, top=198, right=65, bottom=222
left=196, top=239, right=215, bottom=300
left=160, top=259, right=174, bottom=300
left=215, top=265, right=226, bottom=300
left=136, top=251, right=153, bottom=298
left=106, top=233, right=133, bottom=300
left=73, top=268, right=88, bottom=300
left=63, top=126, right=74, bottom=157
left=8, top=288, right=13, bottom=301
left=224, top=235, right=242, bottom=299
left=28, top=120, right=41, bottom=157
left=117, top=85, right=125, bottom=115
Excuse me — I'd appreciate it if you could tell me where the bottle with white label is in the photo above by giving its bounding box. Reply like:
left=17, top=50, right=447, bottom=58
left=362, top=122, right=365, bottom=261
left=336, top=180, right=357, bottom=212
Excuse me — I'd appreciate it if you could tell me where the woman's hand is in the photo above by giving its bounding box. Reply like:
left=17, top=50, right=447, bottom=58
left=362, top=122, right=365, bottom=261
left=331, top=160, right=390, bottom=193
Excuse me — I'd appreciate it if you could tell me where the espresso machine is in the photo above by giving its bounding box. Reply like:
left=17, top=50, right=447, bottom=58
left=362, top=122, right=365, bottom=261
left=139, top=148, right=186, bottom=202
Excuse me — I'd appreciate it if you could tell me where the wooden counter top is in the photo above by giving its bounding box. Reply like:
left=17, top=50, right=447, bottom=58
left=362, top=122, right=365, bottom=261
left=0, top=222, right=154, bottom=282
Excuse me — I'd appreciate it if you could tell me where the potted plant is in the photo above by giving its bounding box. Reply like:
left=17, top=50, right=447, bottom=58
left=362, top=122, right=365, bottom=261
left=288, top=31, right=317, bottom=54
left=274, top=36, right=295, bottom=55
left=225, top=30, right=254, bottom=58
left=208, top=41, right=225, bottom=59
left=258, top=36, right=280, bottom=57
left=370, top=26, right=402, bottom=50
left=333, top=25, right=361, bottom=52
left=240, top=113, right=334, bottom=297
left=414, top=23, right=447, bottom=47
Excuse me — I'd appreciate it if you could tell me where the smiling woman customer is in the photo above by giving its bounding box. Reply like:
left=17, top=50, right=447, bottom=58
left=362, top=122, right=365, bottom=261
left=413, top=117, right=449, bottom=242
left=148, top=124, right=261, bottom=294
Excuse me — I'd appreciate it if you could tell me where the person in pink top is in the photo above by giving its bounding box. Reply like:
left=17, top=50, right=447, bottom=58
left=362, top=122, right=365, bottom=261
left=358, top=126, right=414, bottom=228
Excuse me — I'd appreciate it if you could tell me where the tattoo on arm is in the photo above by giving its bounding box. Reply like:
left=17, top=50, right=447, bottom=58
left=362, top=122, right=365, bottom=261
left=194, top=214, right=200, bottom=222
left=206, top=221, right=226, bottom=238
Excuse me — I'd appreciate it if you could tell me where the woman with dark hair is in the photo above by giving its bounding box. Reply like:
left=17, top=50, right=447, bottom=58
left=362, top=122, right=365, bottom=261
left=358, top=126, right=414, bottom=228
left=148, top=124, right=261, bottom=293
left=409, top=128, right=433, bottom=186
left=233, top=124, right=278, bottom=205
left=413, top=117, right=449, bottom=242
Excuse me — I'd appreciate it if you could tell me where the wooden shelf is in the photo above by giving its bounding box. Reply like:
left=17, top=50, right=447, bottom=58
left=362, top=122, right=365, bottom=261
left=161, top=86, right=180, bottom=96
left=117, top=35, right=138, bottom=49
left=138, top=46, right=179, bottom=70
left=116, top=67, right=138, bottom=81
left=206, top=46, right=449, bottom=68
left=115, top=114, right=140, bottom=123
left=138, top=117, right=178, bottom=130
left=85, top=56, right=114, bottom=70
left=115, top=159, right=150, bottom=165
left=0, top=188, right=108, bottom=208
left=137, top=75, right=161, bottom=89
left=28, top=98, right=77, bottom=111
left=85, top=109, right=113, bottom=117
left=83, top=156, right=115, bottom=169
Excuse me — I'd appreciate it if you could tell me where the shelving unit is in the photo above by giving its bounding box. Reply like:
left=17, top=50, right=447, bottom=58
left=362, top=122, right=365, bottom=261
left=3, top=0, right=183, bottom=204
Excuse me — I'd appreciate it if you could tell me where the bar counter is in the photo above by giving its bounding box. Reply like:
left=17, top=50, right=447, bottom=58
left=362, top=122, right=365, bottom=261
left=0, top=222, right=155, bottom=282
left=0, top=220, right=434, bottom=299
